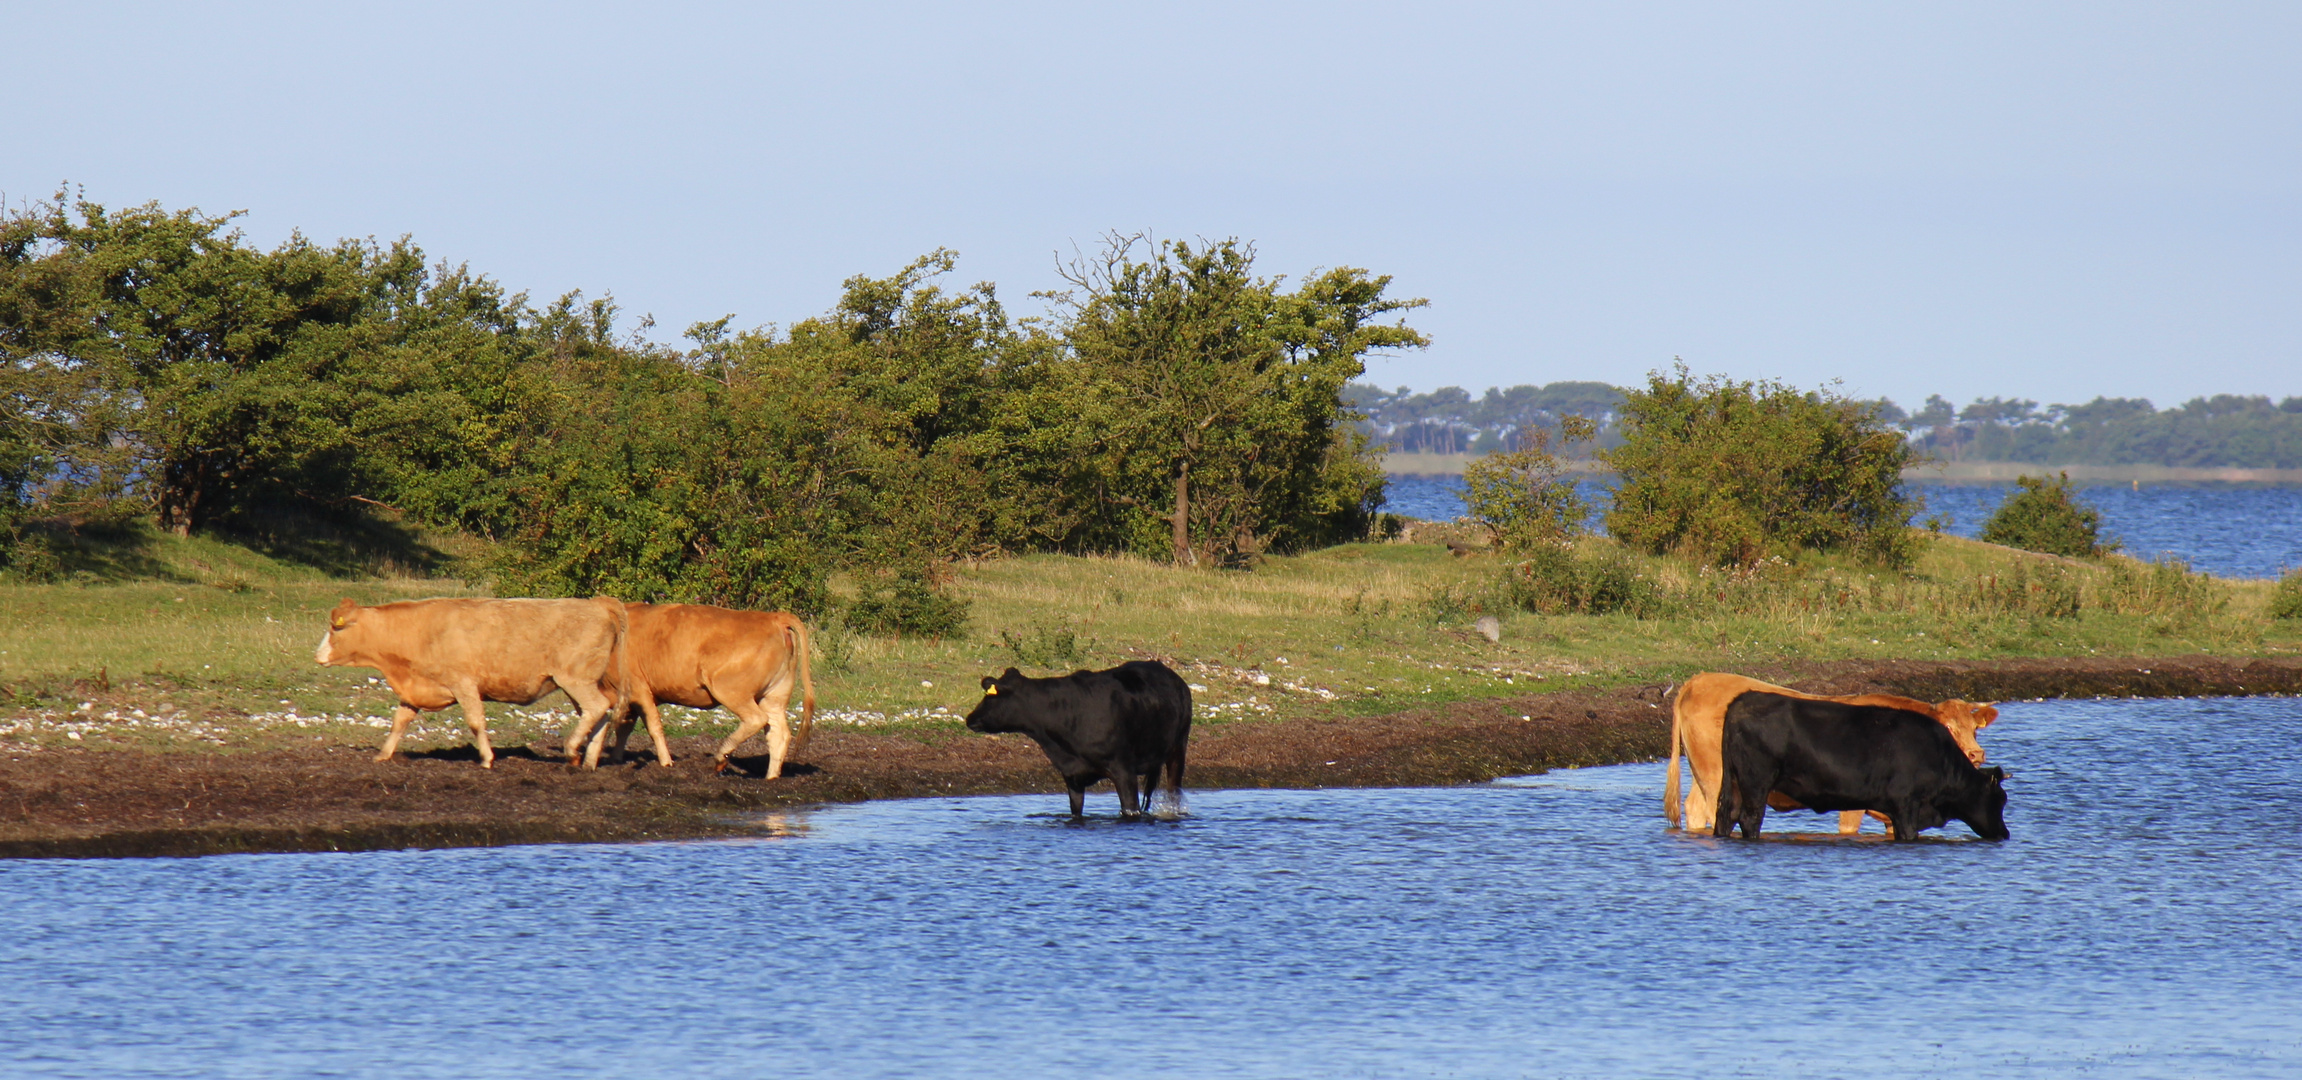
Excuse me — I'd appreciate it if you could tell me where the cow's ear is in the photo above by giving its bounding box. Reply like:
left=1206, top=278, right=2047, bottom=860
left=1974, top=703, right=1999, bottom=728
left=329, top=599, right=356, bottom=631
left=980, top=675, right=997, bottom=692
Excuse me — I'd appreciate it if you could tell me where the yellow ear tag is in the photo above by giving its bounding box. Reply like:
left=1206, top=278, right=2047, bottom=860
left=985, top=685, right=998, bottom=695
left=330, top=616, right=346, bottom=630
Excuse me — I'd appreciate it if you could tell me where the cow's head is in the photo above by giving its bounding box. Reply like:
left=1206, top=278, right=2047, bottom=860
left=314, top=599, right=363, bottom=666
left=1962, top=766, right=2011, bottom=841
left=1936, top=699, right=1998, bottom=765
left=964, top=668, right=1030, bottom=734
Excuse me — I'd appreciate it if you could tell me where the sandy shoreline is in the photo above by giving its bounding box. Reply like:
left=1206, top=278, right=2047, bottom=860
left=3, top=654, right=2296, bottom=860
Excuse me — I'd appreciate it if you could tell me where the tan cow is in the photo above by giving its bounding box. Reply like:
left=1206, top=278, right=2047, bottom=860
left=1665, top=672, right=1997, bottom=835
left=315, top=597, right=629, bottom=769
left=569, top=603, right=816, bottom=778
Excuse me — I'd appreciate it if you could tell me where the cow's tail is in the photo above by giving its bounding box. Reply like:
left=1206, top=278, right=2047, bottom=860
left=597, top=595, right=631, bottom=718
left=1663, top=681, right=1684, bottom=828
left=787, top=616, right=816, bottom=752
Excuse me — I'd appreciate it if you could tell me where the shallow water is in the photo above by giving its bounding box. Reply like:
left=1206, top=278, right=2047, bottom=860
left=1382, top=473, right=2302, bottom=579
left=4, top=696, right=2299, bottom=1078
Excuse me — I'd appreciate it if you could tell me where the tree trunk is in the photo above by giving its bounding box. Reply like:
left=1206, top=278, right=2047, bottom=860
left=1171, top=459, right=1195, bottom=567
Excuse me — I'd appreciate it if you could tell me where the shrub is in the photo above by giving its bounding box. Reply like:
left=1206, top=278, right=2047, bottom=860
left=1460, top=417, right=1596, bottom=549
left=1970, top=562, right=2082, bottom=620
left=2092, top=556, right=2226, bottom=623
left=1500, top=543, right=1663, bottom=617
left=2270, top=570, right=2302, bottom=620
left=1979, top=472, right=2114, bottom=558
left=1602, top=366, right=1919, bottom=568
left=1000, top=623, right=1085, bottom=668
left=845, top=575, right=970, bottom=639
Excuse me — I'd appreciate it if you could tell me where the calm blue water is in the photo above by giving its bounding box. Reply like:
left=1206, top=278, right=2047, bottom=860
left=1382, top=474, right=2302, bottom=579
left=1916, top=483, right=2302, bottom=579
left=4, top=696, right=2298, bottom=1078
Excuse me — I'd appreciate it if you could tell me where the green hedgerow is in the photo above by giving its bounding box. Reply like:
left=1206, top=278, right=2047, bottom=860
left=1979, top=472, right=2115, bottom=558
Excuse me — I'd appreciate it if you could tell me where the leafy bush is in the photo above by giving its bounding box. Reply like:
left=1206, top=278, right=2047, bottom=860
left=1970, top=562, right=2082, bottom=619
left=1418, top=579, right=1501, bottom=625
left=1979, top=473, right=2114, bottom=558
left=2092, top=556, right=2226, bottom=624
left=845, top=575, right=970, bottom=639
left=2270, top=570, right=2302, bottom=620
left=1000, top=623, right=1084, bottom=668
left=1602, top=366, right=1919, bottom=568
left=1500, top=543, right=1663, bottom=617
left=1460, top=417, right=1596, bottom=549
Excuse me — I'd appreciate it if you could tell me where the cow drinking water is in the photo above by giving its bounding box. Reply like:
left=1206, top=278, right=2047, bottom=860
left=1716, top=691, right=2010, bottom=842
left=1665, top=671, right=1997, bottom=834
left=964, top=661, right=1191, bottom=819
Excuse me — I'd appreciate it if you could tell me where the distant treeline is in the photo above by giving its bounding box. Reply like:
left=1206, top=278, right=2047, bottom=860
left=1344, top=381, right=1625, bottom=455
left=1, top=195, right=1428, bottom=608
left=1347, top=382, right=2302, bottom=468
left=1890, top=394, right=2302, bottom=469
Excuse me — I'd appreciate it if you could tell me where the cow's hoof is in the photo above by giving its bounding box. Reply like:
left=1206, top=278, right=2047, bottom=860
left=479, top=760, right=494, bottom=770
left=713, top=760, right=733, bottom=776
left=372, top=753, right=392, bottom=763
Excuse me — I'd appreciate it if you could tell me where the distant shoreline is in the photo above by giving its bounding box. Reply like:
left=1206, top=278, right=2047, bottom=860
left=1382, top=451, right=2302, bottom=484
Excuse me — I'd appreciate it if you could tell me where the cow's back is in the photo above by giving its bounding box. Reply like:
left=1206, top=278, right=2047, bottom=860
left=626, top=603, right=795, bottom=685
left=374, top=598, right=621, bottom=691
left=1725, top=692, right=1972, bottom=800
left=1103, top=660, right=1192, bottom=750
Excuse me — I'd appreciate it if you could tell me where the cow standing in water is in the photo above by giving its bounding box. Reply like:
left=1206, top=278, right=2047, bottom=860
left=572, top=602, right=816, bottom=777
left=1665, top=672, right=1997, bottom=834
left=964, top=661, right=1191, bottom=819
left=1717, top=691, right=2010, bottom=842
left=314, top=597, right=628, bottom=769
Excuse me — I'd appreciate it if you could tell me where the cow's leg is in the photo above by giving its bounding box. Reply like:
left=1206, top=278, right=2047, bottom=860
left=1711, top=773, right=1738, bottom=838
left=1837, top=810, right=1866, bottom=835
left=1888, top=805, right=1920, bottom=842
left=1113, top=769, right=1142, bottom=819
left=560, top=677, right=615, bottom=769
left=1684, top=771, right=1718, bottom=833
left=455, top=687, right=495, bottom=769
left=632, top=695, right=674, bottom=768
left=710, top=697, right=788, bottom=778
left=721, top=669, right=795, bottom=779
left=1159, top=743, right=1188, bottom=814
left=375, top=704, right=419, bottom=763
left=1688, top=748, right=1726, bottom=833
left=1066, top=780, right=1088, bottom=820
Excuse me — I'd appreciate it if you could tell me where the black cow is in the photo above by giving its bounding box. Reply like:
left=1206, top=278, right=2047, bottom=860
left=1717, top=691, right=2010, bottom=842
left=964, top=661, right=1192, bottom=819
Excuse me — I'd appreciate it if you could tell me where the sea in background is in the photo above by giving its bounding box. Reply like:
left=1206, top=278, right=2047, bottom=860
left=2, top=696, right=2295, bottom=1078
left=1381, top=474, right=2302, bottom=580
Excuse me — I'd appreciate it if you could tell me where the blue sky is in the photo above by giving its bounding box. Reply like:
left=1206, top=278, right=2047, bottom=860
left=10, top=2, right=2296, bottom=409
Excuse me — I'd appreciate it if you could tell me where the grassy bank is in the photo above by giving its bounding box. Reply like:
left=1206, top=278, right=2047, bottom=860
left=3, top=520, right=2296, bottom=759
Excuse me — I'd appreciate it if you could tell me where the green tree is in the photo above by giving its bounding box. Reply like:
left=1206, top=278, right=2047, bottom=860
left=1602, top=365, right=1920, bottom=567
left=0, top=191, right=542, bottom=539
left=1461, top=416, right=1597, bottom=549
left=1051, top=236, right=1424, bottom=565
left=1979, top=472, right=2115, bottom=558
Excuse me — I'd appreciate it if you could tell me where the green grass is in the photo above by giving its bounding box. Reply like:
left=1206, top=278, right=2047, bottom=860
left=3, top=522, right=2296, bottom=756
